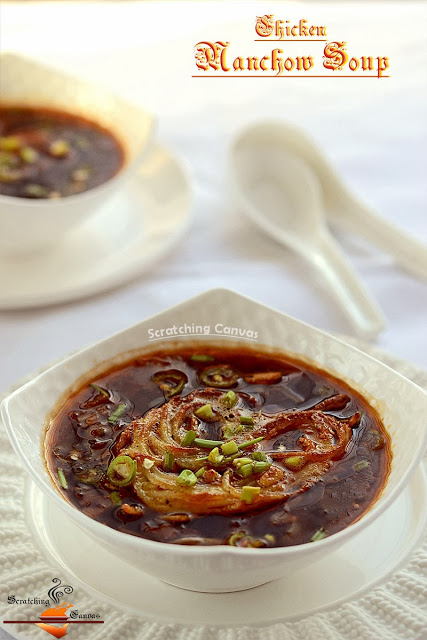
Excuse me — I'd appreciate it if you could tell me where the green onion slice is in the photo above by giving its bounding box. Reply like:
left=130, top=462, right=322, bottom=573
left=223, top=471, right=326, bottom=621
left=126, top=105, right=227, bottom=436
left=310, top=528, right=327, bottom=542
left=108, top=403, right=127, bottom=424
left=221, top=440, right=239, bottom=455
left=177, top=469, right=198, bottom=487
left=193, top=438, right=224, bottom=449
left=221, top=390, right=238, bottom=407
left=194, top=404, right=214, bottom=421
left=89, top=383, right=109, bottom=397
left=353, top=460, right=370, bottom=472
left=57, top=468, right=68, bottom=489
left=238, top=437, right=264, bottom=450
left=241, top=486, right=261, bottom=504
left=240, top=416, right=254, bottom=426
left=190, top=354, right=215, bottom=362
left=107, top=455, right=136, bottom=487
left=163, top=451, right=175, bottom=472
left=181, top=430, right=197, bottom=446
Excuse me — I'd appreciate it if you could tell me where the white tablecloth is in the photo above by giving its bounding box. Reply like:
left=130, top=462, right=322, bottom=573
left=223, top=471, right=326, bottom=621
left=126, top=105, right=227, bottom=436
left=0, top=2, right=426, bottom=638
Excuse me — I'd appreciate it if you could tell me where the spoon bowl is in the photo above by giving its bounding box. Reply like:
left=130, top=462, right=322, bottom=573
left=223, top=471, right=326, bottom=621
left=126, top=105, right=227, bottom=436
left=230, top=122, right=386, bottom=340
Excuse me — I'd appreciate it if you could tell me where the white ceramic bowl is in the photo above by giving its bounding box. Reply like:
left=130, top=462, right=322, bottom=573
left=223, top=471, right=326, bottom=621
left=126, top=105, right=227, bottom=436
left=2, top=289, right=426, bottom=592
left=0, top=53, right=154, bottom=256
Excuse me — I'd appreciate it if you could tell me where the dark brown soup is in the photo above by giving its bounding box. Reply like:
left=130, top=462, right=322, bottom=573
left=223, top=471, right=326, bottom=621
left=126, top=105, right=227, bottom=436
left=0, top=106, right=124, bottom=198
left=46, top=346, right=391, bottom=548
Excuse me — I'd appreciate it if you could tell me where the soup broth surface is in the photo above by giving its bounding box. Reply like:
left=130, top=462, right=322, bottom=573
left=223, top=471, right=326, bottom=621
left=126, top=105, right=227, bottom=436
left=46, top=346, right=391, bottom=548
left=0, top=106, right=123, bottom=198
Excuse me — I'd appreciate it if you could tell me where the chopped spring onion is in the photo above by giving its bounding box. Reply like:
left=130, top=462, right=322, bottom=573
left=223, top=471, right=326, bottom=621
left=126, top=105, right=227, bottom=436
left=283, top=455, right=306, bottom=471
left=163, top=451, right=175, bottom=472
left=110, top=491, right=122, bottom=505
left=240, top=416, right=254, bottom=426
left=195, top=466, right=205, bottom=478
left=177, top=469, right=198, bottom=487
left=25, top=183, right=48, bottom=198
left=251, top=451, right=268, bottom=462
left=89, top=383, right=109, bottom=397
left=57, top=468, right=68, bottom=489
left=208, top=447, right=224, bottom=465
left=49, top=139, right=70, bottom=157
left=194, top=404, right=214, bottom=421
left=190, top=354, right=215, bottom=362
left=238, top=437, right=264, bottom=450
left=264, top=534, right=275, bottom=544
left=223, top=423, right=242, bottom=439
left=0, top=136, right=20, bottom=151
left=193, top=438, right=223, bottom=449
left=233, top=457, right=253, bottom=467
left=353, top=459, right=370, bottom=472
left=221, top=390, right=238, bottom=407
left=107, top=455, right=137, bottom=487
left=252, top=461, right=271, bottom=474
left=310, top=528, right=327, bottom=542
left=241, top=486, right=261, bottom=504
left=108, top=403, right=127, bottom=423
left=238, top=463, right=253, bottom=478
left=181, top=430, right=197, bottom=446
left=20, top=146, right=38, bottom=163
left=221, top=440, right=239, bottom=455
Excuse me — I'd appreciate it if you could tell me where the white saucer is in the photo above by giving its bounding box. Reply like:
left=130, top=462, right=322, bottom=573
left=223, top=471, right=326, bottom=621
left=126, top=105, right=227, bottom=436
left=0, top=144, right=192, bottom=309
left=26, top=467, right=426, bottom=628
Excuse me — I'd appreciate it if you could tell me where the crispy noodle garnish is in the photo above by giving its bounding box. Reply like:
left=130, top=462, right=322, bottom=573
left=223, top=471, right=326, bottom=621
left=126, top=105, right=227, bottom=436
left=116, top=388, right=355, bottom=515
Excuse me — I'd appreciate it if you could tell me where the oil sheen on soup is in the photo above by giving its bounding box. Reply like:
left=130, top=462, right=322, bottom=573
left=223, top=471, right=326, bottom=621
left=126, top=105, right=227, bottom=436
left=46, top=346, right=391, bottom=548
left=0, top=106, right=123, bottom=198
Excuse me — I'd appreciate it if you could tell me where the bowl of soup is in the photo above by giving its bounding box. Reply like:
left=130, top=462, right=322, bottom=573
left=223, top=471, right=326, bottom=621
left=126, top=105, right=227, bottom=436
left=2, top=289, right=426, bottom=592
left=0, top=53, right=154, bottom=256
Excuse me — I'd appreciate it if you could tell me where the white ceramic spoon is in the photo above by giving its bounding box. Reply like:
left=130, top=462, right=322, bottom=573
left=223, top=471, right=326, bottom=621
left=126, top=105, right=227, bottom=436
left=240, top=121, right=427, bottom=282
left=230, top=126, right=386, bottom=340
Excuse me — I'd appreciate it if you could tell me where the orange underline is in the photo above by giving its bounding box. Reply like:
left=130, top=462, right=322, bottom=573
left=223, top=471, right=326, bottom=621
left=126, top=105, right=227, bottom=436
left=254, top=39, right=327, bottom=42
left=192, top=75, right=390, bottom=78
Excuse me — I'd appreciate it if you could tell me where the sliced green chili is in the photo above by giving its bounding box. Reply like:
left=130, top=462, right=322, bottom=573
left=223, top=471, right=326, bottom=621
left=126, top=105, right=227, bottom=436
left=57, top=468, right=68, bottom=489
left=75, top=467, right=104, bottom=484
left=152, top=369, right=188, bottom=398
left=107, top=455, right=136, bottom=487
left=108, top=403, right=126, bottom=424
left=199, top=365, right=239, bottom=388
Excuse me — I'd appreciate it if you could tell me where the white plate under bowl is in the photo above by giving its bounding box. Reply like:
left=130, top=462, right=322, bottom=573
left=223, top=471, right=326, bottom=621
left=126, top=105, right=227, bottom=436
left=0, top=143, right=192, bottom=309
left=26, top=466, right=426, bottom=628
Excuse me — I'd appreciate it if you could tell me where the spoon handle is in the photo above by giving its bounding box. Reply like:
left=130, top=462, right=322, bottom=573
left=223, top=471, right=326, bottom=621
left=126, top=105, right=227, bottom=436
left=333, top=204, right=427, bottom=282
left=307, top=230, right=386, bottom=340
